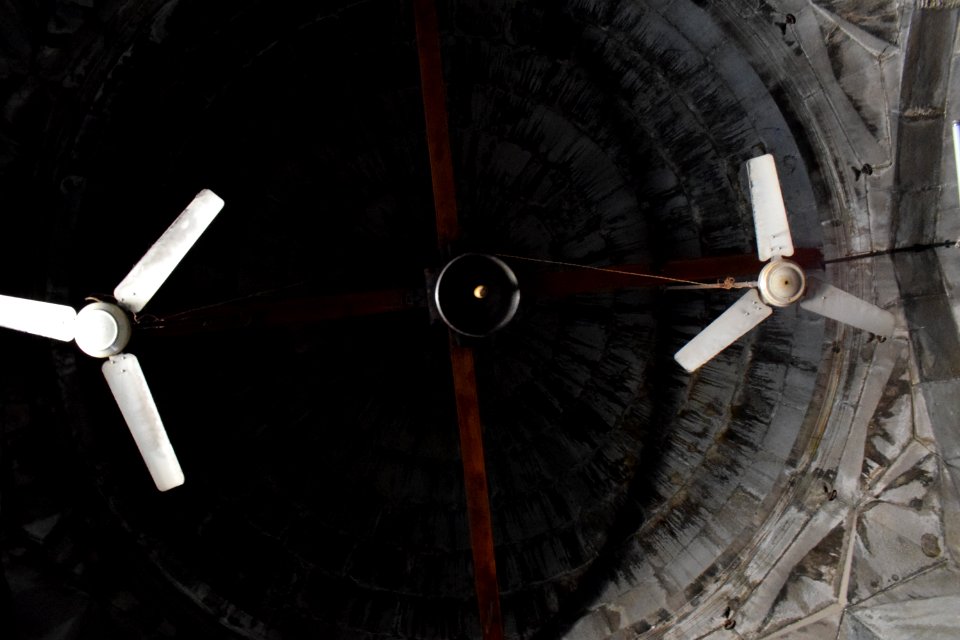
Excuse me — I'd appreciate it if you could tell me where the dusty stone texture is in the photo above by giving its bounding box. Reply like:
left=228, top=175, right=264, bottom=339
left=844, top=594, right=960, bottom=638
left=817, top=0, right=903, bottom=45
left=756, top=524, right=845, bottom=634
left=860, top=344, right=913, bottom=487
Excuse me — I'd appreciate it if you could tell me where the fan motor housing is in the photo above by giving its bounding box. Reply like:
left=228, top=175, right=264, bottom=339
left=75, top=302, right=132, bottom=358
left=758, top=259, right=806, bottom=307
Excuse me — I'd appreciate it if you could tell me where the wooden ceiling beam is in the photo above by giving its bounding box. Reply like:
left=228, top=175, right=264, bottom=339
left=137, top=288, right=425, bottom=335
left=414, top=1, right=504, bottom=638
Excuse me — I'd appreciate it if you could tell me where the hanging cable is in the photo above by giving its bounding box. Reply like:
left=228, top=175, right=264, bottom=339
left=494, top=253, right=751, bottom=290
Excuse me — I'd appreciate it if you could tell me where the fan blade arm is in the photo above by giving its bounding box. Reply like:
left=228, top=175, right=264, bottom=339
left=674, top=288, right=773, bottom=372
left=799, top=278, right=895, bottom=337
left=101, top=353, right=184, bottom=491
left=114, top=189, right=225, bottom=313
left=0, top=294, right=77, bottom=342
left=747, top=154, right=795, bottom=261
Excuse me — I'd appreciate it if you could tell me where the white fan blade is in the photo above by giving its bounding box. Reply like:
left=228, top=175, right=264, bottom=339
left=747, top=154, right=795, bottom=261
left=114, top=189, right=225, bottom=313
left=799, top=278, right=895, bottom=338
left=675, top=288, right=773, bottom=372
left=0, top=294, right=77, bottom=342
left=102, top=353, right=184, bottom=491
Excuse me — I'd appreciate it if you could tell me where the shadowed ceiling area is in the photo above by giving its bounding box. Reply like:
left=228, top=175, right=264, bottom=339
left=2, top=1, right=959, bottom=639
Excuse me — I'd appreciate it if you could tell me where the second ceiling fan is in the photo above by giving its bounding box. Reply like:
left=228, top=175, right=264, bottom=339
left=674, top=154, right=895, bottom=372
left=0, top=190, right=225, bottom=491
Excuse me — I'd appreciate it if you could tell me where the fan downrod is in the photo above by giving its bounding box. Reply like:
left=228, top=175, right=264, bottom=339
left=74, top=301, right=131, bottom=358
left=757, top=259, right=806, bottom=307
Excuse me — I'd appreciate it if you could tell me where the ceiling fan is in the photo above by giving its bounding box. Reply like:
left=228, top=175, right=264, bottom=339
left=0, top=189, right=224, bottom=491
left=674, top=154, right=895, bottom=372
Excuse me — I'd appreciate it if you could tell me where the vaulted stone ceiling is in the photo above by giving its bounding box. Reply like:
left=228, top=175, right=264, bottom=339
left=1, top=1, right=958, bottom=639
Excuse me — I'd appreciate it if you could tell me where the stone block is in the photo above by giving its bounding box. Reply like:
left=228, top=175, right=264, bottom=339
left=844, top=594, right=960, bottom=640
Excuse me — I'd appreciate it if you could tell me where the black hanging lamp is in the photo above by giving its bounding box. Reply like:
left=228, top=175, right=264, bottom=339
left=434, top=253, right=520, bottom=338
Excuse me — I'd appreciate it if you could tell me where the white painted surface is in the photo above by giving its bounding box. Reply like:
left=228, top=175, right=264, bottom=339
left=0, top=294, right=76, bottom=342
left=747, top=154, right=795, bottom=261
left=102, top=353, right=184, bottom=491
left=674, top=289, right=772, bottom=372
left=800, top=278, right=895, bottom=338
left=114, top=189, right=224, bottom=313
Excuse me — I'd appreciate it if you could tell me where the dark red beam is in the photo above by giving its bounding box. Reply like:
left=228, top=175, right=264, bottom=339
left=414, top=1, right=504, bottom=638
left=413, top=0, right=460, bottom=252
left=448, top=340, right=503, bottom=639
left=138, top=288, right=424, bottom=335
left=661, top=247, right=823, bottom=279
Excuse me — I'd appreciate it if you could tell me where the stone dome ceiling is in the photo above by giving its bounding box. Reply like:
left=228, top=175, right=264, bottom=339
left=1, top=1, right=959, bottom=639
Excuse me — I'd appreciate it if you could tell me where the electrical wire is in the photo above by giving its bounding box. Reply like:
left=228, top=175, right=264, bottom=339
left=494, top=253, right=747, bottom=289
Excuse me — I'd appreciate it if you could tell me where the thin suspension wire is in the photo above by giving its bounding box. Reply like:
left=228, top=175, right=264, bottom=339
left=494, top=253, right=747, bottom=289
left=143, top=251, right=761, bottom=328
left=135, top=279, right=313, bottom=326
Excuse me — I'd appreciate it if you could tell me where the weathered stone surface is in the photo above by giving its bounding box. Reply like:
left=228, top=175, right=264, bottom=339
left=762, top=605, right=843, bottom=639
left=757, top=524, right=845, bottom=634
left=845, top=594, right=960, bottom=639
left=817, top=0, right=903, bottom=45
left=848, top=443, right=947, bottom=604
